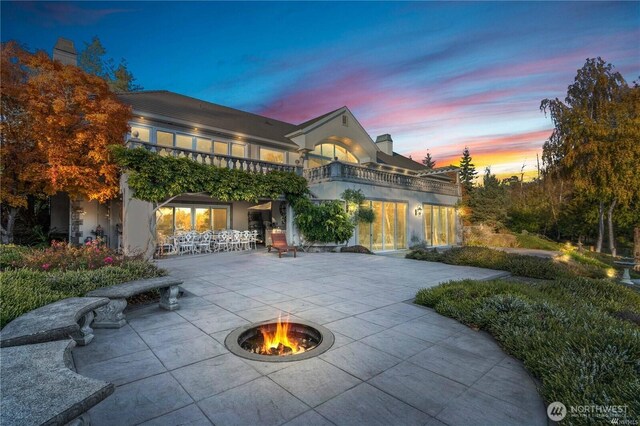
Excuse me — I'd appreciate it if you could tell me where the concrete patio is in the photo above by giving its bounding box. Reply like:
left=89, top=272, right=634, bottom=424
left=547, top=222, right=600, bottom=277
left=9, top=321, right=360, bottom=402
left=73, top=251, right=548, bottom=425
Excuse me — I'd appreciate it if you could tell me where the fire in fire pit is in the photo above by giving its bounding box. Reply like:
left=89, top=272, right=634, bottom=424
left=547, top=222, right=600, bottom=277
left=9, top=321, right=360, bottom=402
left=243, top=314, right=318, bottom=355
left=225, top=316, right=334, bottom=362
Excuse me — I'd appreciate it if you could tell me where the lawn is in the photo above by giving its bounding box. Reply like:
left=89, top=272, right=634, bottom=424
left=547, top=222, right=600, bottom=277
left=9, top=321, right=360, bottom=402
left=0, top=243, right=165, bottom=328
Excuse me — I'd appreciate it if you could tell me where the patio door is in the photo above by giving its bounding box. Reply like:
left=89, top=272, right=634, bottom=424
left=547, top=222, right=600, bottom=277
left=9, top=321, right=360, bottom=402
left=358, top=201, right=407, bottom=251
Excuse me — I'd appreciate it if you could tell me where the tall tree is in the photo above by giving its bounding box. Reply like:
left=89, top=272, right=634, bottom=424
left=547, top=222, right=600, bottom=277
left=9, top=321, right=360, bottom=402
left=468, top=167, right=508, bottom=228
left=459, top=146, right=477, bottom=194
left=79, top=36, right=141, bottom=92
left=0, top=42, right=48, bottom=243
left=421, top=150, right=436, bottom=169
left=0, top=42, right=131, bottom=243
left=541, top=58, right=639, bottom=255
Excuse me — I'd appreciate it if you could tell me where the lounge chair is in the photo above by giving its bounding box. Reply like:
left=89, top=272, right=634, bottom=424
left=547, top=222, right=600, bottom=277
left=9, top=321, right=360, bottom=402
left=269, top=232, right=297, bottom=258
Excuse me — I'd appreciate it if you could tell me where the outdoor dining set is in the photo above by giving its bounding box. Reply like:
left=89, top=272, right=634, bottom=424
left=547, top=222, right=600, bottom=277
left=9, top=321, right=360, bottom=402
left=157, top=230, right=259, bottom=256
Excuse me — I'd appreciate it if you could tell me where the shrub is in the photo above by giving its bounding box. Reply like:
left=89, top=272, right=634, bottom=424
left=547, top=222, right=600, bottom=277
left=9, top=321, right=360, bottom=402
left=13, top=240, right=124, bottom=272
left=415, top=279, right=640, bottom=423
left=0, top=244, right=30, bottom=270
left=407, top=246, right=609, bottom=279
left=0, top=260, right=165, bottom=328
left=340, top=245, right=373, bottom=254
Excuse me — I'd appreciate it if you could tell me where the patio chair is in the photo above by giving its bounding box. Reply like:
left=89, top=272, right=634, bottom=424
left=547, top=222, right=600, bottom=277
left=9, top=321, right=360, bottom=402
left=240, top=231, right=251, bottom=251
left=196, top=232, right=212, bottom=254
left=215, top=231, right=230, bottom=252
left=249, top=230, right=258, bottom=250
left=269, top=232, right=297, bottom=258
left=177, top=233, right=195, bottom=255
left=229, top=230, right=242, bottom=251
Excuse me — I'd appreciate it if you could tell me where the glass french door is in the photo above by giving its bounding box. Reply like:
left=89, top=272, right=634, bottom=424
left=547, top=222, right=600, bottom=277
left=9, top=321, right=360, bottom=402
left=423, top=204, right=457, bottom=246
left=358, top=201, right=407, bottom=251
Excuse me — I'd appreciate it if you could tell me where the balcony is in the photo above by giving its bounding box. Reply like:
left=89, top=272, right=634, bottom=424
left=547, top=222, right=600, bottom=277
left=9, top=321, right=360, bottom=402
left=127, top=140, right=302, bottom=175
left=303, top=161, right=461, bottom=197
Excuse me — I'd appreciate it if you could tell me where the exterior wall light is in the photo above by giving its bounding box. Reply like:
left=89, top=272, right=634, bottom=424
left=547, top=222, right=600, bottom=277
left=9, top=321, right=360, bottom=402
left=414, top=206, right=423, bottom=216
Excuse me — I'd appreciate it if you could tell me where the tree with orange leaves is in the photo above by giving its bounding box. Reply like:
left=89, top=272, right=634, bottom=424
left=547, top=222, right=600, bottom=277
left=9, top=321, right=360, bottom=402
left=0, top=42, right=131, bottom=243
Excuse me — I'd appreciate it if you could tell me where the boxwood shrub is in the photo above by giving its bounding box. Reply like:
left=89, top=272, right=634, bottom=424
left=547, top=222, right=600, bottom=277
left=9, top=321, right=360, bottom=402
left=415, top=278, right=640, bottom=423
left=0, top=260, right=165, bottom=328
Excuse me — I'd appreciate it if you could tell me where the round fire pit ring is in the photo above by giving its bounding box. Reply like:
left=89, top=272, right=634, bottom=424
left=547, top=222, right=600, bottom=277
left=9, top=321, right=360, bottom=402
left=225, top=318, right=335, bottom=362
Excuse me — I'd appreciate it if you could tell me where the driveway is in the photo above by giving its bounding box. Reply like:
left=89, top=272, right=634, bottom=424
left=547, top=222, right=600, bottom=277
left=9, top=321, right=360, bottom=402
left=73, top=251, right=547, bottom=425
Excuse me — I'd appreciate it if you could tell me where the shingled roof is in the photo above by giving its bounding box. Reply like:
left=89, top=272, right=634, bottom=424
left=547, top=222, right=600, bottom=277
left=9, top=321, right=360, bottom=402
left=117, top=91, right=299, bottom=146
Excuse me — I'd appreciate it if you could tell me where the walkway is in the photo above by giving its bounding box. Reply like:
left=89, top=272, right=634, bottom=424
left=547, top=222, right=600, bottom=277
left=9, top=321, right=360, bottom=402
left=73, top=251, right=547, bottom=425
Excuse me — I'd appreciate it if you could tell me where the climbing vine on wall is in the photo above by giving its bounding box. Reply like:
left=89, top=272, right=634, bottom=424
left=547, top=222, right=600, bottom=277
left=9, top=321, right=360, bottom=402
left=112, top=147, right=309, bottom=202
left=112, top=147, right=356, bottom=245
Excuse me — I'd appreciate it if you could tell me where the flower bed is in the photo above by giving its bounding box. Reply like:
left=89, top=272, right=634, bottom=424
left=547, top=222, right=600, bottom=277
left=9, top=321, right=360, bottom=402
left=0, top=243, right=166, bottom=328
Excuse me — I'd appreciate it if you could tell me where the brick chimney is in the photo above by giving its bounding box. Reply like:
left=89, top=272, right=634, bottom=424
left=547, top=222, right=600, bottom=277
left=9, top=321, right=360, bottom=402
left=375, top=134, right=393, bottom=155
left=52, top=37, right=77, bottom=66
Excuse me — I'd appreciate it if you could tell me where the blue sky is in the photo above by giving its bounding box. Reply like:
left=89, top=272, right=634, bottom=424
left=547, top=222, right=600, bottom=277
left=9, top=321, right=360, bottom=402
left=2, top=1, right=638, bottom=177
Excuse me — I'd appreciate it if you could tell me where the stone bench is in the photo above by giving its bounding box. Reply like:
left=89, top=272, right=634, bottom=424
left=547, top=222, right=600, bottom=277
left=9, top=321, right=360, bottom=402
left=86, top=276, right=183, bottom=328
left=1, top=339, right=114, bottom=426
left=0, top=297, right=109, bottom=348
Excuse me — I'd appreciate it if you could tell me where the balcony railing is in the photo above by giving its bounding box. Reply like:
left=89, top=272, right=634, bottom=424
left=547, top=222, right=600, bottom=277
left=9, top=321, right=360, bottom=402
left=303, top=161, right=460, bottom=196
left=127, top=140, right=302, bottom=175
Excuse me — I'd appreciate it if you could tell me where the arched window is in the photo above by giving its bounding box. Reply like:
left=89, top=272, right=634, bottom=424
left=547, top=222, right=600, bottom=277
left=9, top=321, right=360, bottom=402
left=308, top=143, right=358, bottom=168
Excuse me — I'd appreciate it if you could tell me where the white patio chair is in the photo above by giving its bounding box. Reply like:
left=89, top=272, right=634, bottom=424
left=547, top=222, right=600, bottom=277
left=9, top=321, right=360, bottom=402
left=249, top=230, right=258, bottom=250
left=240, top=231, right=251, bottom=251
left=216, top=231, right=230, bottom=252
left=229, top=230, right=242, bottom=252
left=177, top=233, right=195, bottom=255
left=196, top=232, right=212, bottom=253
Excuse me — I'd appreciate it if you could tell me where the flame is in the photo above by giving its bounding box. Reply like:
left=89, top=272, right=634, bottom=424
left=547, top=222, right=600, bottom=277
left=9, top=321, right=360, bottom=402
left=259, top=313, right=304, bottom=355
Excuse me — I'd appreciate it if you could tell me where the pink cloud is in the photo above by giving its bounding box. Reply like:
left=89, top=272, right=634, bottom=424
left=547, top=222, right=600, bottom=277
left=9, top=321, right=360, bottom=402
left=410, top=129, right=553, bottom=166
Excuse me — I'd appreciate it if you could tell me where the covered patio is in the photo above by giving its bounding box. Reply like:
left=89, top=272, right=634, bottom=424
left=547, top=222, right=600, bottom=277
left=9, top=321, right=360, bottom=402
left=72, top=251, right=547, bottom=425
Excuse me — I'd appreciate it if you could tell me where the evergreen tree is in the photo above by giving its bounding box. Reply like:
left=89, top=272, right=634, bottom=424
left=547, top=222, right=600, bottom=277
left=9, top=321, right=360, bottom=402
left=79, top=36, right=142, bottom=92
left=468, top=167, right=508, bottom=228
left=421, top=150, right=436, bottom=169
left=459, top=147, right=477, bottom=193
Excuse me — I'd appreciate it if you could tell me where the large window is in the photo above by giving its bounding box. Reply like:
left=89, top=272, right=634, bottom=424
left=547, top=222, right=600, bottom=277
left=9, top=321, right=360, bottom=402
left=157, top=131, right=173, bottom=147
left=231, top=143, right=245, bottom=158
left=155, top=205, right=230, bottom=239
left=358, top=201, right=407, bottom=251
left=308, top=143, right=358, bottom=167
left=260, top=148, right=285, bottom=164
left=423, top=204, right=456, bottom=246
left=214, top=141, right=228, bottom=155
left=131, top=126, right=150, bottom=142
left=175, top=134, right=193, bottom=150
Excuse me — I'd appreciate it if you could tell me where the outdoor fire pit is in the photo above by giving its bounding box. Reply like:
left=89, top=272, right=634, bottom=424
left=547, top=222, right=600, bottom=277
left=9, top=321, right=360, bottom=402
left=225, top=315, right=334, bottom=362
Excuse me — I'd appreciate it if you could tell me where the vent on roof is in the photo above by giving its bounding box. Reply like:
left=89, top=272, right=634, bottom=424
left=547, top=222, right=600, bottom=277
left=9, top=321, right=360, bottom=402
left=265, top=120, right=273, bottom=126
left=342, top=115, right=348, bottom=126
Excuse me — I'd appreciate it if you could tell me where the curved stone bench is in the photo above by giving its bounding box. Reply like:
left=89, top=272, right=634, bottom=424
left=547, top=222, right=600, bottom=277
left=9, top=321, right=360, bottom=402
left=0, top=339, right=114, bottom=426
left=0, top=297, right=109, bottom=348
left=86, top=276, right=183, bottom=328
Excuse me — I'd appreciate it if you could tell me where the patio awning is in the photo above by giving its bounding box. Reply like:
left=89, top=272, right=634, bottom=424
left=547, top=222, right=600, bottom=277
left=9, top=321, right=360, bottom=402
left=248, top=202, right=272, bottom=211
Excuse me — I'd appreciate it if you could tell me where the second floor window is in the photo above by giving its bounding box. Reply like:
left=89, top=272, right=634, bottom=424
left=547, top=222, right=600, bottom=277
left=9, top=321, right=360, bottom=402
left=308, top=143, right=358, bottom=167
left=260, top=148, right=285, bottom=164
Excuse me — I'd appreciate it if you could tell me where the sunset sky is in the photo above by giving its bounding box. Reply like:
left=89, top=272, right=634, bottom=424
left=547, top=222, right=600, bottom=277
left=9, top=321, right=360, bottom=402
left=2, top=1, right=638, bottom=179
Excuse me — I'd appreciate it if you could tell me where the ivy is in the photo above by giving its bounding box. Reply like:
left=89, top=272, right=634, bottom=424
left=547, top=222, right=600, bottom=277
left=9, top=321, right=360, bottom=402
left=111, top=147, right=309, bottom=203
left=112, top=147, right=358, bottom=245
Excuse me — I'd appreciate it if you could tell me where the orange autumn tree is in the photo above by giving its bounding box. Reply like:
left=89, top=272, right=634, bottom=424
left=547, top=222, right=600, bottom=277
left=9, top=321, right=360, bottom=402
left=0, top=42, right=131, bottom=243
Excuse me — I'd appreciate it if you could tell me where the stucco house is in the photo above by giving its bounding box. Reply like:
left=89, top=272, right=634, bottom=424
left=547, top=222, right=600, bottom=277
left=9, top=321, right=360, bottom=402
left=49, top=39, right=461, bottom=254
